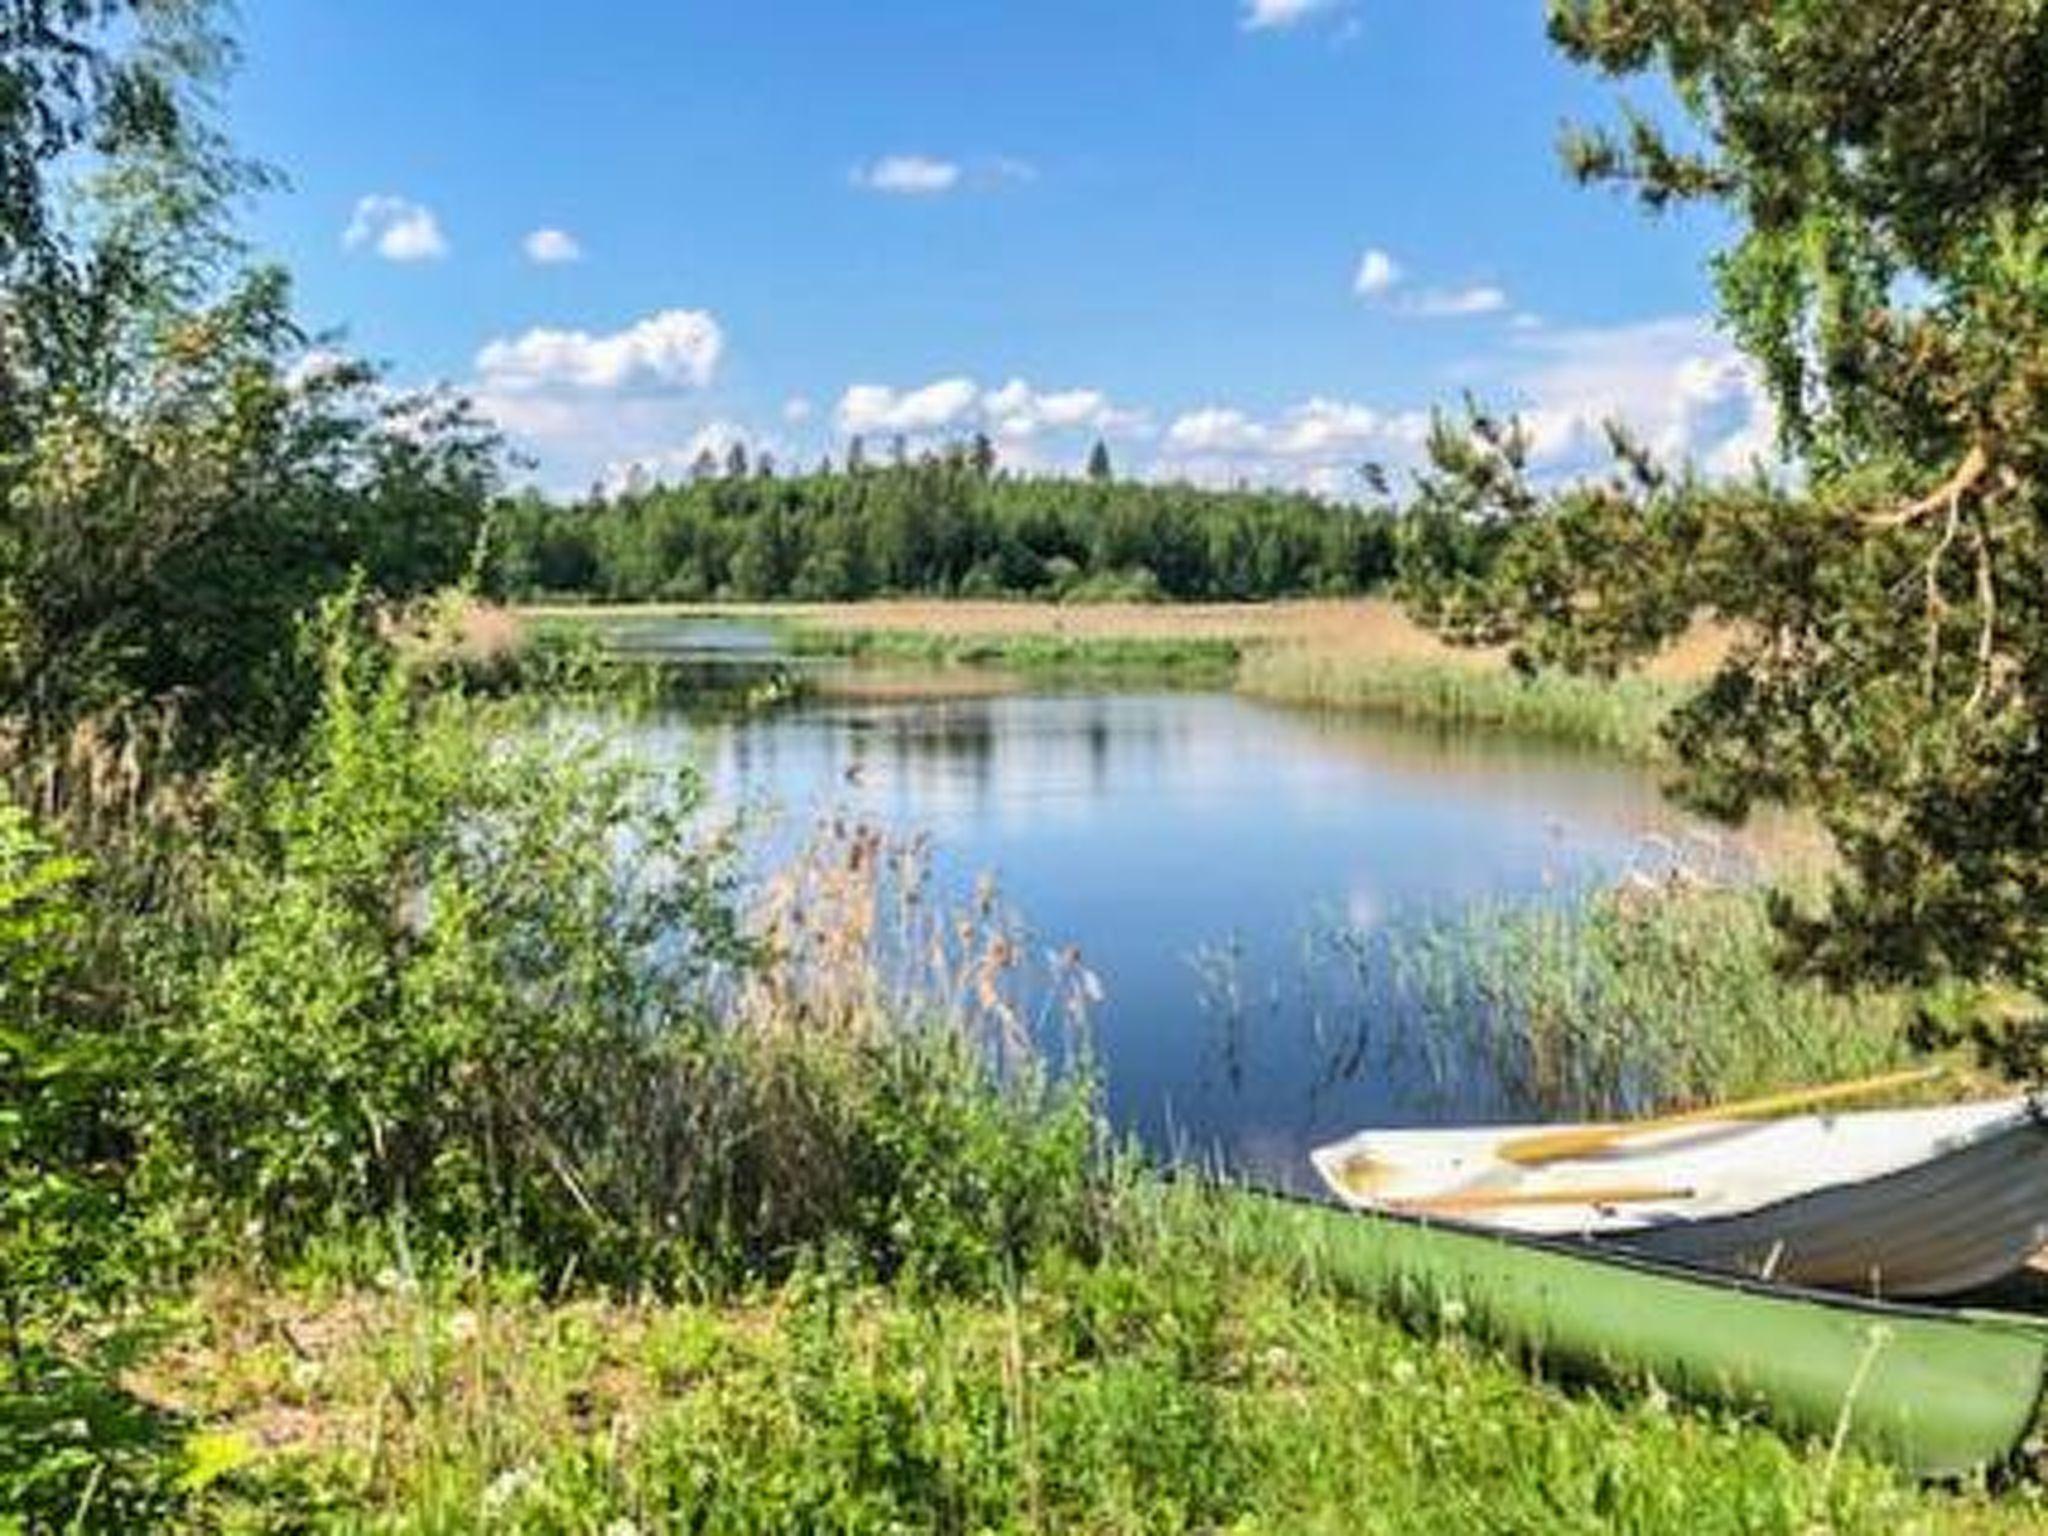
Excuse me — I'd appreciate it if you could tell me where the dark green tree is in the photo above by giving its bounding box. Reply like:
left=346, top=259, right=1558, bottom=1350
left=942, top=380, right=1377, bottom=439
left=1407, top=2, right=2048, bottom=1025
left=1086, top=439, right=1113, bottom=483
left=0, top=0, right=500, bottom=814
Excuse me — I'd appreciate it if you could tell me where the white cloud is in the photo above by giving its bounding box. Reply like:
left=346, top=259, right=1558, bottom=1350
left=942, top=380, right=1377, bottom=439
left=852, top=155, right=963, bottom=196
left=1354, top=247, right=1401, bottom=298
left=601, top=421, right=784, bottom=495
left=1165, top=407, right=1269, bottom=455
left=1164, top=398, right=1425, bottom=464
left=1273, top=398, right=1405, bottom=456
left=983, top=379, right=1145, bottom=439
left=782, top=396, right=816, bottom=424
left=1505, top=316, right=1778, bottom=476
left=475, top=309, right=725, bottom=394
left=344, top=195, right=448, bottom=262
left=834, top=377, right=1145, bottom=441
left=1243, top=0, right=1342, bottom=31
left=837, top=378, right=981, bottom=434
left=1406, top=284, right=1510, bottom=318
left=523, top=227, right=583, bottom=265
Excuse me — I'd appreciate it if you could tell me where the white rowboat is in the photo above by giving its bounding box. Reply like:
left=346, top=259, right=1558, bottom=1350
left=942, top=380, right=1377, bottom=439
left=1311, top=1097, right=2048, bottom=1298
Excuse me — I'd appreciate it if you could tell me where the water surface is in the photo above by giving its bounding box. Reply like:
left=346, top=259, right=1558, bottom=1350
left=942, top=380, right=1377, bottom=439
left=601, top=626, right=1748, bottom=1190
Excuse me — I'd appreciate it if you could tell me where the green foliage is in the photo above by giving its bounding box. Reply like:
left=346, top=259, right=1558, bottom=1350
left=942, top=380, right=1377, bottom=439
left=1237, top=648, right=1681, bottom=758
left=138, top=601, right=1105, bottom=1294
left=0, top=798, right=193, bottom=1531
left=1401, top=4, right=2048, bottom=1031
left=0, top=799, right=120, bottom=1371
left=1393, top=884, right=1914, bottom=1120
left=146, top=1193, right=2003, bottom=1534
left=0, top=4, right=501, bottom=821
left=487, top=450, right=1401, bottom=605
left=0, top=2, right=213, bottom=273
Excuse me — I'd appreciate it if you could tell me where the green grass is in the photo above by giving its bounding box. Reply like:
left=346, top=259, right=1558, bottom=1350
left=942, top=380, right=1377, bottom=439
left=35, top=848, right=2037, bottom=1531
left=138, top=1183, right=2038, bottom=1534
left=528, top=605, right=1692, bottom=756
left=1237, top=649, right=1684, bottom=759
left=1390, top=882, right=1923, bottom=1120
left=786, top=624, right=1244, bottom=680
left=65, top=611, right=2032, bottom=1531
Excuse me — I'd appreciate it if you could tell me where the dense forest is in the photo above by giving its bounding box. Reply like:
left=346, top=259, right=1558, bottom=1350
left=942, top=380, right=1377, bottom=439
left=488, top=443, right=1402, bottom=602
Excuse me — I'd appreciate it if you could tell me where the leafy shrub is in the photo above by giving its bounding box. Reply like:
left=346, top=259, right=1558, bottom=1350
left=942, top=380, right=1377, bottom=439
left=140, top=601, right=1109, bottom=1293
left=0, top=801, right=192, bottom=1530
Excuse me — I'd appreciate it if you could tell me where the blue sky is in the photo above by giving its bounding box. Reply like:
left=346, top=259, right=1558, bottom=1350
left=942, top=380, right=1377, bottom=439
left=229, top=0, right=1772, bottom=495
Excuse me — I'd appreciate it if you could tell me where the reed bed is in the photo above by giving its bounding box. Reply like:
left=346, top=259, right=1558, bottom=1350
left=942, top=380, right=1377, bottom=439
left=1388, top=879, right=1921, bottom=1120
left=785, top=623, right=1242, bottom=679
left=1237, top=647, right=1686, bottom=759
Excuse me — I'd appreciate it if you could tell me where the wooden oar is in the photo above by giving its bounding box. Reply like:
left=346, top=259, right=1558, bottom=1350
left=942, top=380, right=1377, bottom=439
left=1497, top=1065, right=1949, bottom=1169
left=1389, top=1184, right=1694, bottom=1216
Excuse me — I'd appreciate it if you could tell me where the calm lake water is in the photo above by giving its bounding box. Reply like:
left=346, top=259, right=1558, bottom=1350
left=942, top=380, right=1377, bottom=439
left=596, top=622, right=1747, bottom=1192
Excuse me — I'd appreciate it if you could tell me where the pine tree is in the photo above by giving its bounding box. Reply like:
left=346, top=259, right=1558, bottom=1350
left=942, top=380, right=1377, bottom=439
left=1404, top=1, right=2048, bottom=1044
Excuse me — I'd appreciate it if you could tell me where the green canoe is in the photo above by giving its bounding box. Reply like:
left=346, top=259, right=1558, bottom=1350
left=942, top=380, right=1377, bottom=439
left=1223, top=1188, right=2048, bottom=1479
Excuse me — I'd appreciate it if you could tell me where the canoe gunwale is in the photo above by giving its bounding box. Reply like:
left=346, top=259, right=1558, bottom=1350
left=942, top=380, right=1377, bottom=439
left=1251, top=1180, right=2048, bottom=1339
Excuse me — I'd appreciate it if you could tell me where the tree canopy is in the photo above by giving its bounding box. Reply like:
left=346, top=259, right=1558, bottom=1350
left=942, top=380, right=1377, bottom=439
left=490, top=451, right=1401, bottom=605
left=1405, top=2, right=2048, bottom=1025
left=0, top=0, right=500, bottom=816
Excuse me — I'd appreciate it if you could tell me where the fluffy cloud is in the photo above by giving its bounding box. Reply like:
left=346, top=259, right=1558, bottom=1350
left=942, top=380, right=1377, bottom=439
left=601, top=421, right=786, bottom=495
left=475, top=309, right=725, bottom=394
left=834, top=377, right=1143, bottom=441
left=1354, top=247, right=1401, bottom=298
left=1406, top=284, right=1510, bottom=318
left=523, top=227, right=583, bottom=265
left=1353, top=249, right=1510, bottom=318
left=1243, top=0, right=1343, bottom=31
left=344, top=195, right=448, bottom=262
left=1505, top=316, right=1778, bottom=476
left=1164, top=407, right=1269, bottom=455
left=851, top=155, right=1039, bottom=196
left=1164, top=399, right=1425, bottom=461
left=837, top=378, right=981, bottom=434
left=782, top=396, right=816, bottom=425
left=852, top=155, right=962, bottom=195
left=983, top=379, right=1144, bottom=439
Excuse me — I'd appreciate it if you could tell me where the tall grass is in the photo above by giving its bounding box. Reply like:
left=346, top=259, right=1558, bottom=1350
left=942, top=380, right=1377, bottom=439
left=788, top=624, right=1241, bottom=680
left=1238, top=646, right=1684, bottom=759
left=1390, top=879, right=1918, bottom=1119
left=133, top=1184, right=2032, bottom=1533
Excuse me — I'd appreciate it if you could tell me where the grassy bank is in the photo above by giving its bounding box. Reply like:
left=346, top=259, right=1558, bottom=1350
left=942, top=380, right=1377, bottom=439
left=523, top=600, right=1716, bottom=755
left=784, top=622, right=1242, bottom=682
left=124, top=1183, right=2035, bottom=1534
left=36, top=605, right=2037, bottom=1531
left=32, top=859, right=2031, bottom=1530
left=1238, top=648, right=1684, bottom=759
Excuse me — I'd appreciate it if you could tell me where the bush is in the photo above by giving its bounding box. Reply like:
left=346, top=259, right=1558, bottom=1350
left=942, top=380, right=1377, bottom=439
left=139, top=601, right=1110, bottom=1294
left=0, top=801, right=192, bottom=1530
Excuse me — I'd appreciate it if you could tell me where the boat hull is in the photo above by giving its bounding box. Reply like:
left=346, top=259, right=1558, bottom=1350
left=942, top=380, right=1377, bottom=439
left=1313, top=1100, right=2048, bottom=1297
left=1223, top=1188, right=2048, bottom=1480
left=1621, top=1111, right=2048, bottom=1296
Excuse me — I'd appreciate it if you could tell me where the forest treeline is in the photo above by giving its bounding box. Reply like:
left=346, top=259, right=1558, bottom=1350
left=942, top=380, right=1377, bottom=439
left=487, top=445, right=1404, bottom=602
